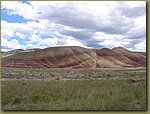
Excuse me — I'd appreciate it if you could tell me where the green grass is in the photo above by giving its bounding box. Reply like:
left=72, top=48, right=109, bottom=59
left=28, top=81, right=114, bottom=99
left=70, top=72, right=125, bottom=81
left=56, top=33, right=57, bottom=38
left=1, top=79, right=146, bottom=110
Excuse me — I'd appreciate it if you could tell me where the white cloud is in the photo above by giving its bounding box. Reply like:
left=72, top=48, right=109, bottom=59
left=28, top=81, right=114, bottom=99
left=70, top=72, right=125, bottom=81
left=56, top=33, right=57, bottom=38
left=1, top=21, right=15, bottom=38
left=125, top=1, right=146, bottom=8
left=58, top=36, right=86, bottom=48
left=1, top=1, right=37, bottom=20
left=1, top=38, right=25, bottom=51
left=15, top=32, right=25, bottom=39
left=8, top=39, right=21, bottom=49
left=1, top=38, right=8, bottom=47
left=1, top=1, right=146, bottom=52
left=134, top=39, right=146, bottom=52
left=39, top=37, right=58, bottom=47
left=93, top=32, right=131, bottom=48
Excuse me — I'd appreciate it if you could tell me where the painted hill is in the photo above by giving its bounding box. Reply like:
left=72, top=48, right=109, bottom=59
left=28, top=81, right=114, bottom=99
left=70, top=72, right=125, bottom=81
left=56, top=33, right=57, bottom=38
left=1, top=46, right=146, bottom=68
left=1, top=48, right=40, bottom=58
left=112, top=47, right=146, bottom=67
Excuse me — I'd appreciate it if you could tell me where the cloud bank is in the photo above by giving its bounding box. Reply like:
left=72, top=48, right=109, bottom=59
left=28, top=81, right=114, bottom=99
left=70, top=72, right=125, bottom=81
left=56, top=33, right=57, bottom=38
left=1, top=1, right=146, bottom=52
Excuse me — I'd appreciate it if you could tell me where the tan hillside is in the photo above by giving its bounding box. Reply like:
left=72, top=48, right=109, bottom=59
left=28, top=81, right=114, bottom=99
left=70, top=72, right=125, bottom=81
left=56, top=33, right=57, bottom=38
left=112, top=47, right=146, bottom=67
left=1, top=46, right=96, bottom=68
left=1, top=46, right=146, bottom=68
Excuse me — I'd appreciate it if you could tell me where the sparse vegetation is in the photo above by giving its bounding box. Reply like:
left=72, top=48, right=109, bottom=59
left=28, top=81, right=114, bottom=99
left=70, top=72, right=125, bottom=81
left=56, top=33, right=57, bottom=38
left=1, top=68, right=146, bottom=110
left=1, top=67, right=146, bottom=80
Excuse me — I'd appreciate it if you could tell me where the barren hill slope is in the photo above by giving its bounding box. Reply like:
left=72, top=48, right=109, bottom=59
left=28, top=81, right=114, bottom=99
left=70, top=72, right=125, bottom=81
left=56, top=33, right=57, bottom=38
left=1, top=46, right=146, bottom=68
left=112, top=47, right=146, bottom=67
left=1, top=46, right=96, bottom=68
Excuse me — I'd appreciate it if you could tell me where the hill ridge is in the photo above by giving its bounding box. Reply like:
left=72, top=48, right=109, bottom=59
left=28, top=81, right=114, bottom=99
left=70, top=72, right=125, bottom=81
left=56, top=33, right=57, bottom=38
left=1, top=46, right=146, bottom=68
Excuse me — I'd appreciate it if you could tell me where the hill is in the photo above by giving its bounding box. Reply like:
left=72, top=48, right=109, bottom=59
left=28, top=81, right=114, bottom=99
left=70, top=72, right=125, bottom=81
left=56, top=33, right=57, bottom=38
left=1, top=46, right=146, bottom=68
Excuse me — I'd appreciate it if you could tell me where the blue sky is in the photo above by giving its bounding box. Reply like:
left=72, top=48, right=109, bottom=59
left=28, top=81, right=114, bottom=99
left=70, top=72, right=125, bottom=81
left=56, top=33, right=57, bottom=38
left=2, top=11, right=28, bottom=23
left=1, top=1, right=146, bottom=52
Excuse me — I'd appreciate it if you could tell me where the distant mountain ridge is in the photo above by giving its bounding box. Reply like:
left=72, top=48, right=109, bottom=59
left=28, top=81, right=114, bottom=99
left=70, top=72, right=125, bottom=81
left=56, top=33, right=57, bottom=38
left=1, top=46, right=146, bottom=68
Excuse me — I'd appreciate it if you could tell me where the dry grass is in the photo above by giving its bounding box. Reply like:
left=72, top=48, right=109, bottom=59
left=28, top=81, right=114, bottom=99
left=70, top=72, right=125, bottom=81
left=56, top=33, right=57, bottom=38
left=1, top=79, right=146, bottom=110
left=1, top=67, right=146, bottom=110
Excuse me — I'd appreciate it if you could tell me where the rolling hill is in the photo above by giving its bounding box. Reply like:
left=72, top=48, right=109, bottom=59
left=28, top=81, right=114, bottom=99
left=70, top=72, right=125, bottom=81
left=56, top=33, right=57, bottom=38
left=1, top=46, right=146, bottom=68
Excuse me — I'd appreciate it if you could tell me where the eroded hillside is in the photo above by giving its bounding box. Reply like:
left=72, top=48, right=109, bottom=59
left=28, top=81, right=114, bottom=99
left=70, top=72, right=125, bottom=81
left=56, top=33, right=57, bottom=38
left=1, top=46, right=146, bottom=68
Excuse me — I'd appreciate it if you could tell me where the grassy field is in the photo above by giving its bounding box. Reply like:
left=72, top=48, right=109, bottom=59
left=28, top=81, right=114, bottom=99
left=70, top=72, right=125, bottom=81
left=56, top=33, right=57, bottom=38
left=1, top=67, right=146, bottom=80
left=1, top=68, right=147, bottom=110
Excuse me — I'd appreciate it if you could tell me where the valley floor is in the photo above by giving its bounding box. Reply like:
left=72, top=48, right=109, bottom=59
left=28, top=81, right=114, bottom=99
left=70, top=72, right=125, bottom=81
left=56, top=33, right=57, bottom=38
left=1, top=67, right=147, bottom=110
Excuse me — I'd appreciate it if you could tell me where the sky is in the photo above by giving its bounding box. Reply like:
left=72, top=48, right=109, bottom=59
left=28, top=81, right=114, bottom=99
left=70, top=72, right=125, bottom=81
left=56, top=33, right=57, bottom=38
left=1, top=1, right=146, bottom=52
